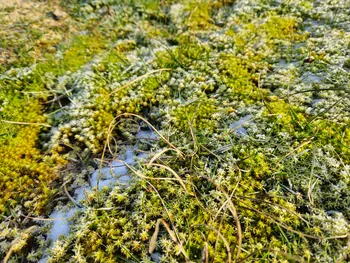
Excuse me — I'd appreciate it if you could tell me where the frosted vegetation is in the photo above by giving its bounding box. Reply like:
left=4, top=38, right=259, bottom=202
left=0, top=0, right=350, bottom=262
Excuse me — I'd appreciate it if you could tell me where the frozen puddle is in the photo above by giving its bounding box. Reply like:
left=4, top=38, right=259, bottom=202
left=230, top=115, right=253, bottom=136
left=302, top=72, right=323, bottom=84
left=47, top=208, right=77, bottom=242
left=41, top=129, right=157, bottom=262
left=277, top=59, right=300, bottom=69
left=311, top=98, right=324, bottom=107
left=136, top=129, right=158, bottom=140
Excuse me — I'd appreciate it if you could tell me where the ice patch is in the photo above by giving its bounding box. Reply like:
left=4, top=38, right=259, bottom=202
left=74, top=186, right=87, bottom=202
left=47, top=208, right=77, bottom=242
left=38, top=257, right=48, bottom=263
left=311, top=98, right=324, bottom=107
left=278, top=60, right=300, bottom=69
left=90, top=167, right=115, bottom=189
left=302, top=73, right=323, bottom=84
left=136, top=151, right=149, bottom=161
left=90, top=146, right=139, bottom=189
left=229, top=115, right=253, bottom=136
left=44, top=143, right=149, bottom=263
left=90, top=166, right=131, bottom=189
left=125, top=146, right=136, bottom=165
left=136, top=130, right=158, bottom=140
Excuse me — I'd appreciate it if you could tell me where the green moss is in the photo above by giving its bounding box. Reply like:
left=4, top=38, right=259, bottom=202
left=218, top=54, right=265, bottom=103
left=2, top=0, right=350, bottom=262
left=264, top=99, right=307, bottom=132
left=184, top=1, right=213, bottom=30
left=34, top=34, right=108, bottom=77
left=0, top=8, right=114, bottom=216
left=171, top=98, right=217, bottom=132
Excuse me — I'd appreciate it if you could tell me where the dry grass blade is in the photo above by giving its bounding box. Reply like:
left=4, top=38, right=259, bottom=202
left=214, top=176, right=241, bottom=221
left=122, top=160, right=177, bottom=182
left=147, top=183, right=192, bottom=263
left=21, top=214, right=68, bottom=221
left=201, top=175, right=242, bottom=261
left=194, top=224, right=232, bottom=263
left=3, top=225, right=37, bottom=263
left=148, top=148, right=179, bottom=165
left=64, top=184, right=83, bottom=208
left=149, top=218, right=162, bottom=254
left=0, top=119, right=51, bottom=127
left=212, top=212, right=226, bottom=263
left=115, top=113, right=184, bottom=157
left=160, top=220, right=180, bottom=245
left=277, top=138, right=313, bottom=164
left=106, top=68, right=171, bottom=97
left=201, top=241, right=209, bottom=263
left=226, top=198, right=242, bottom=260
left=160, top=219, right=194, bottom=261
left=148, top=163, right=194, bottom=196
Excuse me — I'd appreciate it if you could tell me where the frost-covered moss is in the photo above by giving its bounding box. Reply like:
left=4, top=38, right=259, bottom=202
left=1, top=0, right=350, bottom=262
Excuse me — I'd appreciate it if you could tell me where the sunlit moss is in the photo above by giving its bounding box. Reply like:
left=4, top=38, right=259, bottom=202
left=1, top=0, right=350, bottom=262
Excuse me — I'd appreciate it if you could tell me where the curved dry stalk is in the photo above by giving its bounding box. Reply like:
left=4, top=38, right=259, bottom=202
left=106, top=119, right=123, bottom=157
left=99, top=113, right=184, bottom=192
left=106, top=68, right=171, bottom=97
left=277, top=138, right=313, bottom=164
left=147, top=182, right=192, bottom=263
left=238, top=200, right=348, bottom=240
left=123, top=160, right=193, bottom=196
left=121, top=160, right=178, bottom=183
left=106, top=118, right=141, bottom=156
left=214, top=172, right=241, bottom=221
left=147, top=163, right=194, bottom=196
left=114, top=113, right=184, bottom=157
left=21, top=214, right=68, bottom=221
left=63, top=184, right=83, bottom=208
left=225, top=198, right=242, bottom=260
left=0, top=119, right=51, bottom=127
left=3, top=226, right=37, bottom=263
left=96, top=120, right=112, bottom=192
left=212, top=211, right=227, bottom=263
left=148, top=148, right=180, bottom=165
left=193, top=224, right=232, bottom=263
left=201, top=175, right=243, bottom=261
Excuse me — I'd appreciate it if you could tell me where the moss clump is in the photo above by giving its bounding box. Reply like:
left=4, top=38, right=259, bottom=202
left=0, top=82, right=63, bottom=214
left=218, top=55, right=266, bottom=104
left=264, top=99, right=307, bottom=132
left=171, top=98, right=218, bottom=132
left=0, top=126, right=58, bottom=213
left=43, top=155, right=307, bottom=263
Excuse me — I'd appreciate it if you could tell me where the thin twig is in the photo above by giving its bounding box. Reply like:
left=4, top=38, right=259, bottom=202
left=0, top=119, right=51, bottom=127
left=106, top=68, right=171, bottom=97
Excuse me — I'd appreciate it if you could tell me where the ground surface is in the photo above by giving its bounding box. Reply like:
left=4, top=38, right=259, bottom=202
left=0, top=0, right=350, bottom=262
